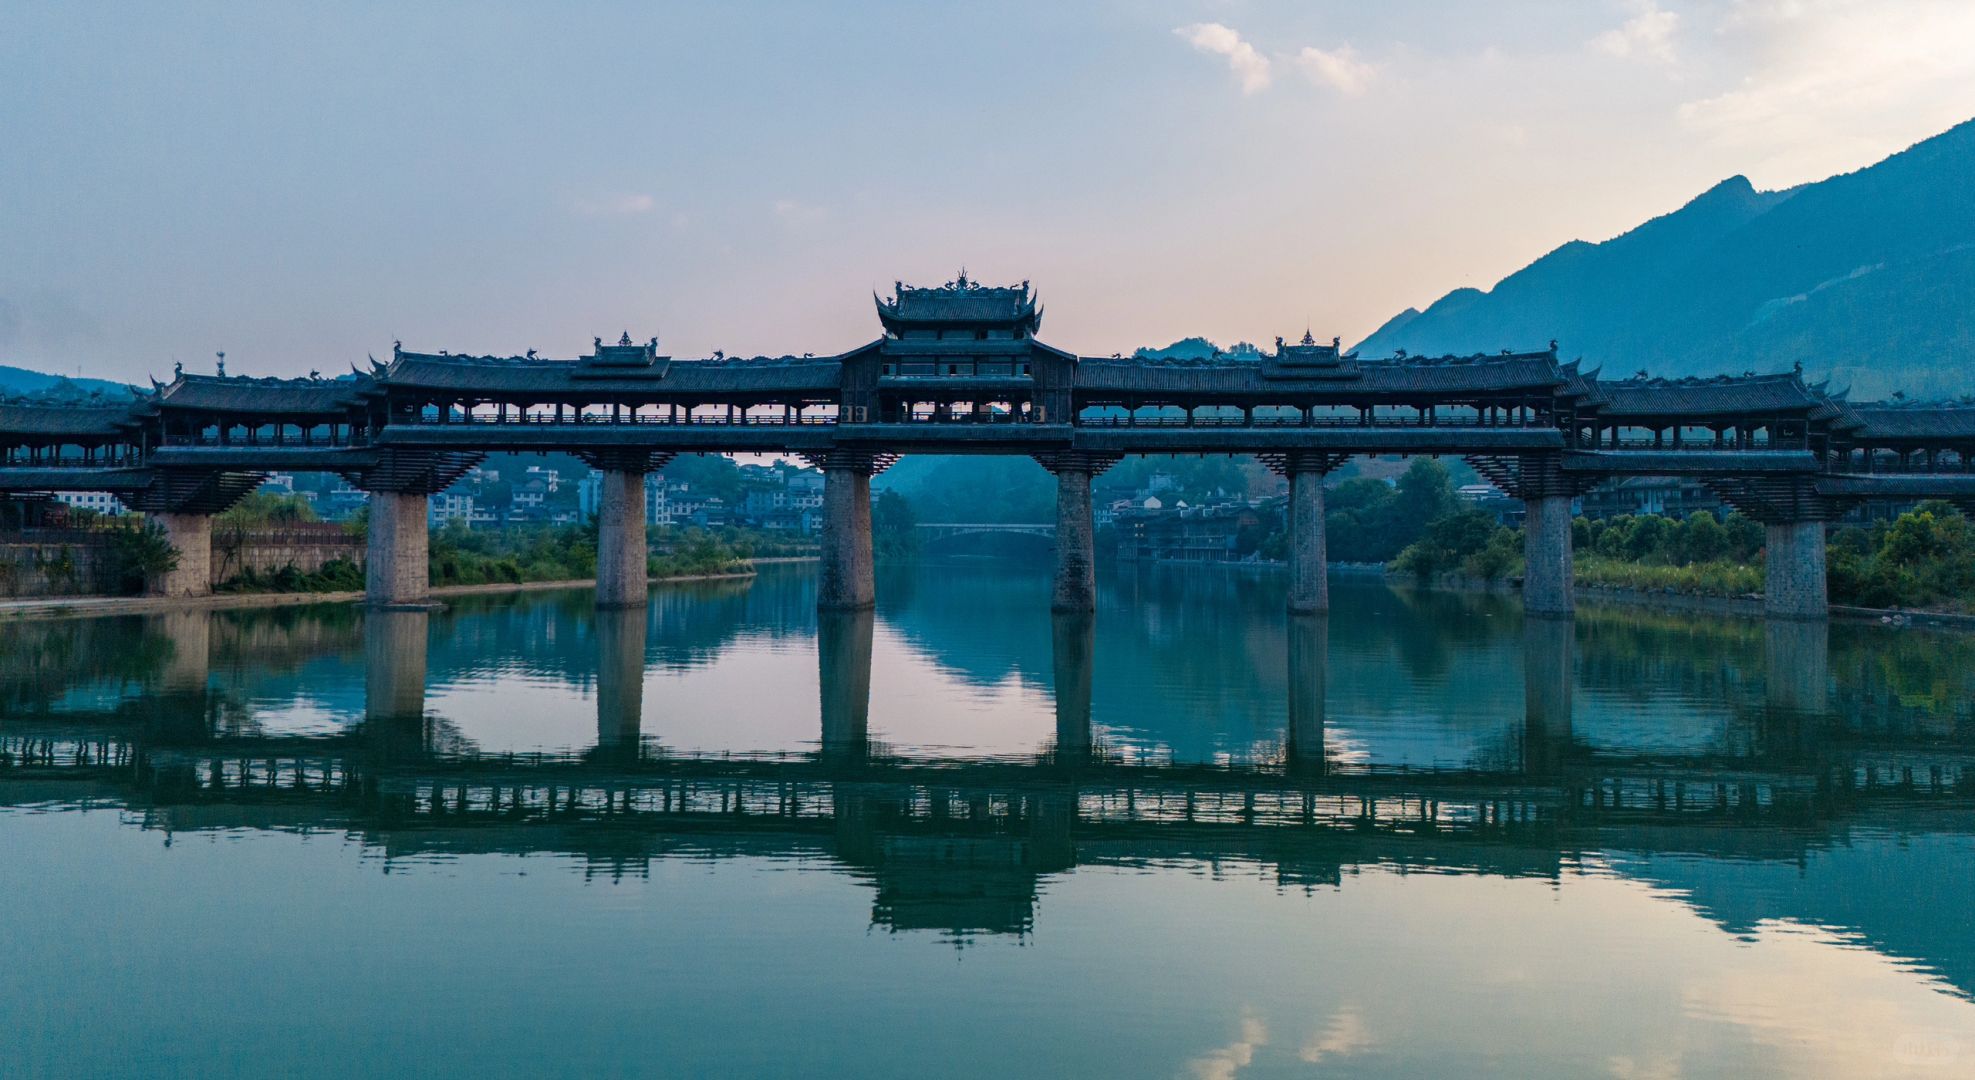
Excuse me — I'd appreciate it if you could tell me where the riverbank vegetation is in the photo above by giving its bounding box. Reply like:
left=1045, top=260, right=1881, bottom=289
left=1386, top=491, right=1975, bottom=612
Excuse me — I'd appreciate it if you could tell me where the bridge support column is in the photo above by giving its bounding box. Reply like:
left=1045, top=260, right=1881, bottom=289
left=818, top=462, right=875, bottom=610
left=1287, top=467, right=1330, bottom=614
left=1052, top=466, right=1096, bottom=613
left=1522, top=494, right=1575, bottom=616
left=1036, top=453, right=1114, bottom=614
left=595, top=469, right=648, bottom=608
left=1764, top=520, right=1828, bottom=619
left=366, top=491, right=432, bottom=609
left=149, top=512, right=212, bottom=597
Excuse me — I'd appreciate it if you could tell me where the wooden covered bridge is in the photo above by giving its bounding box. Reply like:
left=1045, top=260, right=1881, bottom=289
left=4, top=274, right=1973, bottom=619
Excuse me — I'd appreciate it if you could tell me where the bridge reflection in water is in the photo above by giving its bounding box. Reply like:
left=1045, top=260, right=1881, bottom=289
left=2, top=572, right=1968, bottom=976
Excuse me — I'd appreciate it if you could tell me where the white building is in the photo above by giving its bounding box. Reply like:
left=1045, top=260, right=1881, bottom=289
left=53, top=491, right=125, bottom=516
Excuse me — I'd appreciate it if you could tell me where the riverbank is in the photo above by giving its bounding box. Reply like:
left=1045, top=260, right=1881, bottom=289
left=0, top=558, right=816, bottom=622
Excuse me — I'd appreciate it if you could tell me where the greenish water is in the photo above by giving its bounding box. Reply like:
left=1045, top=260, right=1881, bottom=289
left=2, top=561, right=1972, bottom=1078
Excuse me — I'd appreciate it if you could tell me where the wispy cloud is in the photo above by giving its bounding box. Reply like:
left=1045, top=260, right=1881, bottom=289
left=1296, top=45, right=1377, bottom=96
left=1298, top=1007, right=1372, bottom=1064
left=1176, top=23, right=1272, bottom=94
left=1677, top=0, right=1975, bottom=165
left=1593, top=1, right=1680, bottom=63
left=573, top=193, right=656, bottom=216
left=1186, top=1012, right=1268, bottom=1080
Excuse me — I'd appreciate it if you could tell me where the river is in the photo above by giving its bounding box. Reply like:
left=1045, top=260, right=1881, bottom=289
left=2, top=561, right=1971, bottom=1078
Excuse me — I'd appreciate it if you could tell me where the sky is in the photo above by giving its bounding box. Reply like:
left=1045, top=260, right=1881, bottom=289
left=4, top=0, right=1975, bottom=383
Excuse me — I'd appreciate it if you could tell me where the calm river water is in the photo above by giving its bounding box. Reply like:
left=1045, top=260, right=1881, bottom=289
left=3, top=561, right=1972, bottom=1078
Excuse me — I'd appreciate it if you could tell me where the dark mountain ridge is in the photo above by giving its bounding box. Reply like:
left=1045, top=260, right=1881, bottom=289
left=1354, top=118, right=1975, bottom=398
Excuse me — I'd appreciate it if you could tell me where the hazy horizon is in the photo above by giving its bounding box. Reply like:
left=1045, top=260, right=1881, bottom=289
left=6, top=1, right=1974, bottom=382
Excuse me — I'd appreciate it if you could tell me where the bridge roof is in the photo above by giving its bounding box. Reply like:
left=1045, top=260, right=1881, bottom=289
left=1591, top=372, right=1830, bottom=418
left=877, top=275, right=1041, bottom=335
left=154, top=374, right=372, bottom=416
left=1075, top=350, right=1564, bottom=396
left=0, top=403, right=139, bottom=438
left=1850, top=402, right=1975, bottom=440
left=385, top=350, right=843, bottom=396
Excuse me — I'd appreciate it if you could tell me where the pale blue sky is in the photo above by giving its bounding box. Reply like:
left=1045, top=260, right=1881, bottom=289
left=4, top=1, right=1972, bottom=381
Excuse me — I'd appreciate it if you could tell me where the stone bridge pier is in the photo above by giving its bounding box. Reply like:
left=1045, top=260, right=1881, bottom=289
left=585, top=451, right=673, bottom=609
left=150, top=512, right=214, bottom=598
left=1764, top=520, right=1829, bottom=619
left=1265, top=453, right=1347, bottom=614
left=812, top=452, right=884, bottom=611
left=1036, top=452, right=1118, bottom=614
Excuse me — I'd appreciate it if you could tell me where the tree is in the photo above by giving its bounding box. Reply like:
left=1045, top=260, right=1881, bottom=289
left=872, top=489, right=919, bottom=559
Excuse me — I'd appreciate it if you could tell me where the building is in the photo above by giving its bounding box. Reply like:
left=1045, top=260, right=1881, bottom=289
left=53, top=491, right=125, bottom=517
left=1113, top=500, right=1274, bottom=563
left=429, top=492, right=475, bottom=527
left=1579, top=476, right=1725, bottom=520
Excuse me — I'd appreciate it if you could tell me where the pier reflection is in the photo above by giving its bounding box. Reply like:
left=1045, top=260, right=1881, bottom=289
left=594, top=605, right=647, bottom=755
left=1, top=575, right=1971, bottom=979
left=1286, top=615, right=1326, bottom=774
left=818, top=609, right=873, bottom=759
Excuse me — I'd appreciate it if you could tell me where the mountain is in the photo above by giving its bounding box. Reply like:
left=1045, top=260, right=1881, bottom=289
left=1353, top=118, right=1975, bottom=399
left=0, top=364, right=137, bottom=400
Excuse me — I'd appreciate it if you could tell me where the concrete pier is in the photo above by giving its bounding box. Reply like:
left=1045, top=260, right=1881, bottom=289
left=1764, top=617, right=1830, bottom=718
left=818, top=609, right=874, bottom=757
left=1764, top=520, right=1829, bottom=619
left=594, top=469, right=649, bottom=608
left=1051, top=466, right=1096, bottom=613
left=1050, top=612, right=1094, bottom=762
left=1286, top=469, right=1328, bottom=614
left=595, top=605, right=648, bottom=752
left=365, top=491, right=432, bottom=608
left=363, top=609, right=430, bottom=722
left=818, top=466, right=874, bottom=610
left=149, top=512, right=213, bottom=597
left=1522, top=615, right=1574, bottom=775
left=1522, top=494, right=1575, bottom=616
left=1286, top=615, right=1328, bottom=773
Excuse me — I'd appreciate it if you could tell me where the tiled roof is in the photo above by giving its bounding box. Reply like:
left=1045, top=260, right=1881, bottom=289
left=1851, top=401, right=1975, bottom=439
left=0, top=403, right=140, bottom=438
left=1592, top=373, right=1824, bottom=417
left=385, top=351, right=842, bottom=395
left=157, top=374, right=371, bottom=415
left=1075, top=351, right=1564, bottom=396
left=877, top=277, right=1041, bottom=332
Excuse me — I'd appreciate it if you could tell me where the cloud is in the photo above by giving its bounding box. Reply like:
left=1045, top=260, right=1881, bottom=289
left=1186, top=1012, right=1268, bottom=1080
left=1298, top=1007, right=1372, bottom=1064
left=1676, top=0, right=1975, bottom=169
left=1593, top=1, right=1680, bottom=63
left=573, top=193, right=656, bottom=216
left=1296, top=45, right=1377, bottom=96
left=1176, top=23, right=1272, bottom=94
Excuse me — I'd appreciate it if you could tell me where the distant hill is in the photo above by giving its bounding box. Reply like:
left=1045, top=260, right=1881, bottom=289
left=0, top=364, right=137, bottom=400
left=1353, top=117, right=1975, bottom=399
